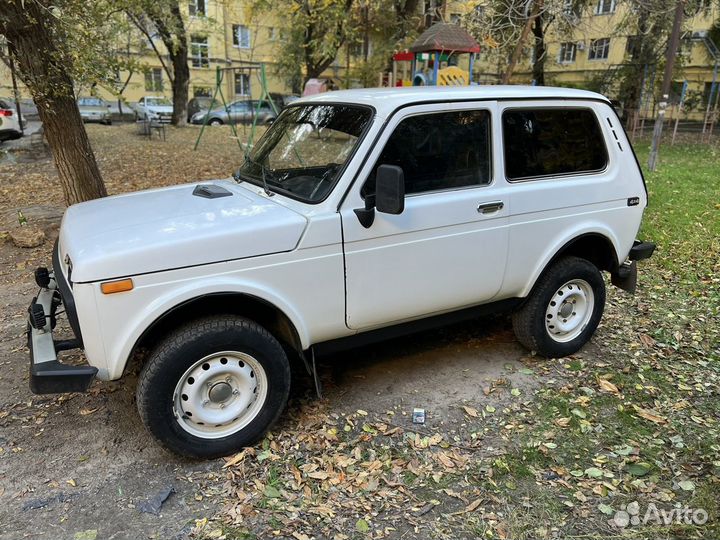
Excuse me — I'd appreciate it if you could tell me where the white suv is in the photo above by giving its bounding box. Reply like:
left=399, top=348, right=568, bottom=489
left=27, top=86, right=655, bottom=458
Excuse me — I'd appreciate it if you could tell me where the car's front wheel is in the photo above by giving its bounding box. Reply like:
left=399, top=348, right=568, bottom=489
left=512, top=256, right=606, bottom=358
left=209, top=118, right=223, bottom=126
left=136, top=315, right=291, bottom=458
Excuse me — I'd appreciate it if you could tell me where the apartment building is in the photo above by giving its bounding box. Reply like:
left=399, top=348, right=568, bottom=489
left=447, top=0, right=720, bottom=119
left=0, top=0, right=288, bottom=106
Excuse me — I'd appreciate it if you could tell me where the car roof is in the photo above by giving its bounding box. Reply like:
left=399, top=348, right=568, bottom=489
left=297, top=85, right=610, bottom=117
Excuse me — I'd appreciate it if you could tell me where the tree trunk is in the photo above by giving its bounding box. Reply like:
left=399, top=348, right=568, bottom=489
left=531, top=2, right=546, bottom=86
left=0, top=0, right=106, bottom=205
left=170, top=47, right=189, bottom=126
left=502, top=1, right=539, bottom=84
left=146, top=2, right=189, bottom=126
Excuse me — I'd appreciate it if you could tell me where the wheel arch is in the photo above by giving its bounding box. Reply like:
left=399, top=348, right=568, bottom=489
left=124, top=292, right=305, bottom=377
left=519, top=231, right=620, bottom=299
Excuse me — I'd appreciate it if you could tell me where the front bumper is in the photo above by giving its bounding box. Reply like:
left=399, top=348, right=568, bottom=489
left=27, top=272, right=97, bottom=394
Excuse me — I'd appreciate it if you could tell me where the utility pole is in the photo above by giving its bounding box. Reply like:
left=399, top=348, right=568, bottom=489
left=647, top=0, right=685, bottom=171
left=7, top=44, right=24, bottom=136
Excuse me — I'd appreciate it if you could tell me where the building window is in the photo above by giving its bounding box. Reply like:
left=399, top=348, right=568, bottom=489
left=193, top=86, right=212, bottom=98
left=232, top=24, right=251, bottom=48
left=234, top=72, right=250, bottom=95
left=268, top=27, right=277, bottom=40
left=595, top=0, right=615, bottom=14
left=144, top=68, right=163, bottom=91
left=625, top=36, right=641, bottom=57
left=502, top=108, right=607, bottom=181
left=188, top=0, right=206, bottom=16
left=562, top=0, right=581, bottom=18
left=450, top=13, right=462, bottom=25
left=588, top=38, right=610, bottom=60
left=190, top=36, right=209, bottom=68
left=558, top=42, right=577, bottom=63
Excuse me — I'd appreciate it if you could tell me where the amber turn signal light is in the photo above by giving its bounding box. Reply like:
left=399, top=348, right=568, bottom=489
left=100, top=278, right=134, bottom=294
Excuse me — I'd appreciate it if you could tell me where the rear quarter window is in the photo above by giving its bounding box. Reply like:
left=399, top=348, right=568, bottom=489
left=502, top=108, right=608, bottom=181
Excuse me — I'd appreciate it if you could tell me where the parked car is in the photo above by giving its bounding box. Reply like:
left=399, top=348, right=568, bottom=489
left=77, top=97, right=112, bottom=125
left=27, top=86, right=655, bottom=458
left=268, top=93, right=300, bottom=110
left=190, top=99, right=277, bottom=126
left=0, top=98, right=23, bottom=141
left=187, top=96, right=214, bottom=122
left=133, top=96, right=173, bottom=123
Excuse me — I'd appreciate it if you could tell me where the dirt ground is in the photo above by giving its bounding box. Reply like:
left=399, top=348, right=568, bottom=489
left=0, top=249, right=536, bottom=539
left=0, top=125, right=536, bottom=539
left=1, top=125, right=716, bottom=540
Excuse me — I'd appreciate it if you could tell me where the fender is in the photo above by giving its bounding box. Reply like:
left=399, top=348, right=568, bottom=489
left=106, top=277, right=311, bottom=380
left=518, top=223, right=623, bottom=299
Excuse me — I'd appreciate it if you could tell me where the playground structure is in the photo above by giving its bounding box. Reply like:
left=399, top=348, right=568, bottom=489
left=193, top=62, right=279, bottom=152
left=382, top=23, right=480, bottom=87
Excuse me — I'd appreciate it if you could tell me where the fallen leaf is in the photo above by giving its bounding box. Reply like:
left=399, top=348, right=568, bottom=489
left=264, top=485, right=281, bottom=498
left=462, top=406, right=479, bottom=418
left=465, top=498, right=484, bottom=512
left=597, top=378, right=619, bottom=394
left=633, top=405, right=668, bottom=424
left=355, top=518, right=370, bottom=533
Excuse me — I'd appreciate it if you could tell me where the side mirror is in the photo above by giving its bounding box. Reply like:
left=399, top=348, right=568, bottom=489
left=353, top=165, right=405, bottom=228
left=375, top=165, right=405, bottom=215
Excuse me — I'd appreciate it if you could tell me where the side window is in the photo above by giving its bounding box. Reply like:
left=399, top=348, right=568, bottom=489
left=502, top=108, right=607, bottom=180
left=363, top=109, right=491, bottom=197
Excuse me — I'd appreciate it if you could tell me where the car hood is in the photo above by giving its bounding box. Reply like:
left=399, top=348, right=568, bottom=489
left=59, top=180, right=308, bottom=282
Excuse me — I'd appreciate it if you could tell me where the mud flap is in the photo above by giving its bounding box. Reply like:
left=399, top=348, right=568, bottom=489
left=301, top=348, right=323, bottom=399
left=612, top=260, right=637, bottom=293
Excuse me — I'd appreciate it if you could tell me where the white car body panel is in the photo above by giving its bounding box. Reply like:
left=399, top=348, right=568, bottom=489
left=47, top=86, right=648, bottom=381
left=340, top=102, right=510, bottom=329
left=60, top=180, right=308, bottom=282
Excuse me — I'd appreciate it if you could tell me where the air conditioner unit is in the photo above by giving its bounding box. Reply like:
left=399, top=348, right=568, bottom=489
left=577, top=41, right=586, bottom=50
left=691, top=30, right=708, bottom=40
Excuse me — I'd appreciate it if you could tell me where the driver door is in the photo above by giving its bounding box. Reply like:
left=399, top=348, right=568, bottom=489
left=339, top=102, right=510, bottom=330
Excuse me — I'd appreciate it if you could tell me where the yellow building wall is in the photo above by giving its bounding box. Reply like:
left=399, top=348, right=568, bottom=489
left=0, top=0, right=289, bottom=106
left=447, top=1, right=719, bottom=119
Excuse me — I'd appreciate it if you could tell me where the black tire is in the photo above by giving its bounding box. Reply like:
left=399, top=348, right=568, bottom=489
left=512, top=256, right=605, bottom=358
left=209, top=118, right=223, bottom=126
left=136, top=315, right=291, bottom=458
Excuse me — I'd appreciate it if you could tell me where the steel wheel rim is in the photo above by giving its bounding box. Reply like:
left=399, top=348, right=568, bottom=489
left=173, top=351, right=268, bottom=439
left=545, top=279, right=594, bottom=343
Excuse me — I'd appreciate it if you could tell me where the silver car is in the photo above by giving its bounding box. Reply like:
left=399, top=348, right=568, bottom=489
left=77, top=97, right=112, bottom=125
left=191, top=99, right=277, bottom=126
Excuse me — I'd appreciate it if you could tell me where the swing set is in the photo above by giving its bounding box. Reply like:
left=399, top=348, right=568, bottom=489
left=193, top=61, right=279, bottom=154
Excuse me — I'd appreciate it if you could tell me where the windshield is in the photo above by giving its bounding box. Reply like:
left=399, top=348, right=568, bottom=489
left=146, top=97, right=171, bottom=106
left=79, top=98, right=105, bottom=107
left=236, top=104, right=372, bottom=203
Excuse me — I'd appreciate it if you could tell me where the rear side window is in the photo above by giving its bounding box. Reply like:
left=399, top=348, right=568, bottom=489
left=364, top=109, right=492, bottom=197
left=502, top=108, right=607, bottom=181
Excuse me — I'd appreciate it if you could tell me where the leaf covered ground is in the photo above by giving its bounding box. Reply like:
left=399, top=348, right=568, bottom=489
left=0, top=126, right=718, bottom=540
left=195, top=140, right=720, bottom=540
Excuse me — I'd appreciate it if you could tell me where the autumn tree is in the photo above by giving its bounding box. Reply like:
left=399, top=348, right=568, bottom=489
left=252, top=0, right=356, bottom=90
left=464, top=0, right=592, bottom=85
left=125, top=0, right=190, bottom=125
left=0, top=0, right=107, bottom=205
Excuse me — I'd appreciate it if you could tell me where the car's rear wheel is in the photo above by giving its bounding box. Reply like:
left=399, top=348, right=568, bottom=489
left=136, top=315, right=291, bottom=458
left=512, top=256, right=605, bottom=358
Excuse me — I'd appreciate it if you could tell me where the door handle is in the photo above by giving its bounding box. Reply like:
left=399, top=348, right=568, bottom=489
left=477, top=200, right=504, bottom=214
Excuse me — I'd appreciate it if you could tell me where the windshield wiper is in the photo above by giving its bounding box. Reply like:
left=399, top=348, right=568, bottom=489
left=241, top=155, right=274, bottom=197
